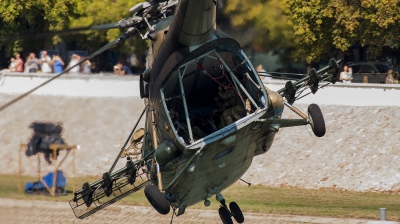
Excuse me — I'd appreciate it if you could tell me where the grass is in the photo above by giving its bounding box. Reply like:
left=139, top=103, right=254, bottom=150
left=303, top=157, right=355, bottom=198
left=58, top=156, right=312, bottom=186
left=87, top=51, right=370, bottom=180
left=1, top=174, right=399, bottom=221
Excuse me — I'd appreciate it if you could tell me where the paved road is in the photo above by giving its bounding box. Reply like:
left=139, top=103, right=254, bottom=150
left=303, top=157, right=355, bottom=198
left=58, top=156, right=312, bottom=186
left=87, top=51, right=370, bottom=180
left=0, top=198, right=374, bottom=224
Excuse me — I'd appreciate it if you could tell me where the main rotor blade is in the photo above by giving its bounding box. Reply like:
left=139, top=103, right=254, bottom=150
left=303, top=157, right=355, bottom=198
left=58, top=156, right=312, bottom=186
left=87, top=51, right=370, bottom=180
left=0, top=28, right=137, bottom=112
left=89, top=23, right=119, bottom=30
left=258, top=72, right=305, bottom=80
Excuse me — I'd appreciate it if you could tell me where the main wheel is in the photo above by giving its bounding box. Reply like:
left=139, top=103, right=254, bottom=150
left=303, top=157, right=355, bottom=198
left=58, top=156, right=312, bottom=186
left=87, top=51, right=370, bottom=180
left=218, top=207, right=233, bottom=224
left=229, top=202, right=244, bottom=223
left=144, top=185, right=170, bottom=215
left=307, top=104, right=326, bottom=137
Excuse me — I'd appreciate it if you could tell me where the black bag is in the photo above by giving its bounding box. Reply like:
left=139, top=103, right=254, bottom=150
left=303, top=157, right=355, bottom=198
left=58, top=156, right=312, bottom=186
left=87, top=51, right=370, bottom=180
left=25, top=122, right=65, bottom=164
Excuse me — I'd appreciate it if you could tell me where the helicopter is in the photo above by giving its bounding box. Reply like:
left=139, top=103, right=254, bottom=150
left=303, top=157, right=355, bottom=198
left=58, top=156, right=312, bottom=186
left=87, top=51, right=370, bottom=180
left=0, top=0, right=342, bottom=223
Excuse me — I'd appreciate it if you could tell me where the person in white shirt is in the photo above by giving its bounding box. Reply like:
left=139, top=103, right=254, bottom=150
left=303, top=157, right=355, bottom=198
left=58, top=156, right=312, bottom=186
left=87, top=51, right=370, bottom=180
left=340, top=65, right=353, bottom=83
left=40, top=51, right=52, bottom=73
left=67, top=54, right=81, bottom=73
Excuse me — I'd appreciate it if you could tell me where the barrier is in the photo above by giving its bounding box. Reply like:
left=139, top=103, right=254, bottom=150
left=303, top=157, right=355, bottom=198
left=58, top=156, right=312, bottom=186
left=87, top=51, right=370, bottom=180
left=0, top=72, right=140, bottom=98
left=263, top=79, right=400, bottom=107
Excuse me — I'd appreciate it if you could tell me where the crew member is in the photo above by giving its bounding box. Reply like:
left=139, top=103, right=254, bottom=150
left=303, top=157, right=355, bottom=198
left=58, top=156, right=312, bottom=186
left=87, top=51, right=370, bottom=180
left=169, top=108, right=205, bottom=143
left=216, top=83, right=246, bottom=127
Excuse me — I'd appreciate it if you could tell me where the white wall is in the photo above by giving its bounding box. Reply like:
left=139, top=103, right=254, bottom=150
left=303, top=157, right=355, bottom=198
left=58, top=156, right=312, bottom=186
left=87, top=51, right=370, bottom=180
left=263, top=79, right=400, bottom=107
left=0, top=73, right=140, bottom=98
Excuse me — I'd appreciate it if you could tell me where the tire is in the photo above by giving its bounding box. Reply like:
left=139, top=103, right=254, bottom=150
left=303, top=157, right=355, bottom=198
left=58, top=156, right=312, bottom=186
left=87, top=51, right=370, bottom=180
left=229, top=202, right=244, bottom=223
left=144, top=185, right=170, bottom=215
left=307, top=104, right=326, bottom=137
left=218, top=207, right=233, bottom=224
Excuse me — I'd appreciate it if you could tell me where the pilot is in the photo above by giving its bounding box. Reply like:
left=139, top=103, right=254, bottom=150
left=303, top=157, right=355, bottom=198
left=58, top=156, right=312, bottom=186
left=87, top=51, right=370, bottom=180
left=169, top=109, right=205, bottom=143
left=212, top=85, right=228, bottom=117
left=216, top=83, right=246, bottom=127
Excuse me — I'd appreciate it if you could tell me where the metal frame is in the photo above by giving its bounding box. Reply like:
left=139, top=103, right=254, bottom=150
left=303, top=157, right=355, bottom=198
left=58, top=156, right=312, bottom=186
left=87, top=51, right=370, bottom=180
left=178, top=67, right=194, bottom=143
left=237, top=48, right=269, bottom=106
left=161, top=48, right=268, bottom=145
left=19, top=143, right=78, bottom=196
left=160, top=88, right=185, bottom=144
left=214, top=51, right=259, bottom=109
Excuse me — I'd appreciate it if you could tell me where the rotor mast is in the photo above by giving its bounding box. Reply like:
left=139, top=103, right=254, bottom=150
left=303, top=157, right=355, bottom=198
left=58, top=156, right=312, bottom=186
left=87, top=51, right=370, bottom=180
left=176, top=0, right=216, bottom=46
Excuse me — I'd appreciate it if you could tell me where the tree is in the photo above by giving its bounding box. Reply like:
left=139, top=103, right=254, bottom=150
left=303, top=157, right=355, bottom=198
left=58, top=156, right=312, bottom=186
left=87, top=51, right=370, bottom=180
left=285, top=0, right=400, bottom=62
left=0, top=0, right=82, bottom=55
left=0, top=0, right=148, bottom=58
left=224, top=0, right=306, bottom=64
left=66, top=0, right=148, bottom=55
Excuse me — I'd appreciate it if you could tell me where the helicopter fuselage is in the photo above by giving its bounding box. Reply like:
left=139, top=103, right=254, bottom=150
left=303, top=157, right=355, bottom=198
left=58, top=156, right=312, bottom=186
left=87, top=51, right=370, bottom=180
left=141, top=0, right=281, bottom=213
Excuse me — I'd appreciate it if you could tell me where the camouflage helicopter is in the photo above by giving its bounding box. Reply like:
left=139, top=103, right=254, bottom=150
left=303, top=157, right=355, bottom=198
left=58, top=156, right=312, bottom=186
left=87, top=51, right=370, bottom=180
left=0, top=0, right=342, bottom=223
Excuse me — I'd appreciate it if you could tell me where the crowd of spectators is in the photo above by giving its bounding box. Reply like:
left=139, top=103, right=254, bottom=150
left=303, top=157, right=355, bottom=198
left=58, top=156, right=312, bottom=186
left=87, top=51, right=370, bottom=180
left=6, top=51, right=138, bottom=76
left=7, top=51, right=92, bottom=74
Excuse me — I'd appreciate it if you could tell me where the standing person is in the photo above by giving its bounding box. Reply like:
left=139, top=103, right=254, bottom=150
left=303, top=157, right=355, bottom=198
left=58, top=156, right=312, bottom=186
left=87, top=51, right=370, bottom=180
left=81, top=58, right=92, bottom=74
left=14, top=53, right=24, bottom=72
left=25, top=52, right=40, bottom=73
left=67, top=54, right=81, bottom=73
left=52, top=55, right=64, bottom=73
left=113, top=62, right=132, bottom=75
left=40, top=51, right=52, bottom=73
left=340, top=65, right=353, bottom=83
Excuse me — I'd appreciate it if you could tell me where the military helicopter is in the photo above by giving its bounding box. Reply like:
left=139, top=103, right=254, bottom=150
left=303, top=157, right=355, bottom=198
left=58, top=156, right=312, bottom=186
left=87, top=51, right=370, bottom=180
left=0, top=0, right=342, bottom=223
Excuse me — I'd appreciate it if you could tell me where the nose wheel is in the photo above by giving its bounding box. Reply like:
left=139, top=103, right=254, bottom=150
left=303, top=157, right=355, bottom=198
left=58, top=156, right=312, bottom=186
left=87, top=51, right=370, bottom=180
left=217, top=200, right=244, bottom=224
left=229, top=202, right=244, bottom=223
left=209, top=188, right=245, bottom=224
left=219, top=206, right=233, bottom=224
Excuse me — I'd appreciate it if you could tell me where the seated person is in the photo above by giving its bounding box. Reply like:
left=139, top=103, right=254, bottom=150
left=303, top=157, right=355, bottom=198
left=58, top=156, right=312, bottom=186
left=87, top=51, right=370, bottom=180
left=114, top=62, right=132, bottom=75
left=215, top=83, right=247, bottom=127
left=169, top=109, right=205, bottom=143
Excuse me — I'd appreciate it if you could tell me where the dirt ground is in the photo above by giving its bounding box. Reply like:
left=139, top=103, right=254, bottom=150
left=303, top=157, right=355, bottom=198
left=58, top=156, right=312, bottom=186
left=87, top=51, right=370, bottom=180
left=0, top=198, right=369, bottom=224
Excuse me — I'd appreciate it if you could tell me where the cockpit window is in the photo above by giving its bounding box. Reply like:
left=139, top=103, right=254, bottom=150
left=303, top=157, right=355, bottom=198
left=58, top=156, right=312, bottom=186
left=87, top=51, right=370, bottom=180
left=160, top=48, right=267, bottom=145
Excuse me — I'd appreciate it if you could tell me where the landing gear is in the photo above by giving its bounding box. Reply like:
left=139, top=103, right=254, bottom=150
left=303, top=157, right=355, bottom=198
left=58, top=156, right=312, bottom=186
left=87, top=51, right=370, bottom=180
left=144, top=184, right=170, bottom=215
left=229, top=202, right=244, bottom=223
left=219, top=206, right=233, bottom=224
left=209, top=188, right=244, bottom=224
left=308, top=103, right=326, bottom=137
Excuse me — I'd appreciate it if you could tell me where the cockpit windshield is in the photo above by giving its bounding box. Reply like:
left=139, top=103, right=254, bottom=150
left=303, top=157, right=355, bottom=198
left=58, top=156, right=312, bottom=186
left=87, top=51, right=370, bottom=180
left=160, top=43, right=268, bottom=145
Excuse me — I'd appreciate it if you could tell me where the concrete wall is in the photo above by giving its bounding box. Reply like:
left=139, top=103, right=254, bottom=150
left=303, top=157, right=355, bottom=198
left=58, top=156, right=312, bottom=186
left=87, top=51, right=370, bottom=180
left=1, top=73, right=399, bottom=192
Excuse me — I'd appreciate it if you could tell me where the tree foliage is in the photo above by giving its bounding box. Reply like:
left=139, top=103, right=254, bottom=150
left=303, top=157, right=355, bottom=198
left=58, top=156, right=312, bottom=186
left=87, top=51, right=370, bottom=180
left=0, top=0, right=82, bottom=54
left=224, top=0, right=306, bottom=64
left=285, top=0, right=400, bottom=62
left=0, top=0, right=148, bottom=56
left=225, top=0, right=400, bottom=63
left=67, top=0, right=148, bottom=55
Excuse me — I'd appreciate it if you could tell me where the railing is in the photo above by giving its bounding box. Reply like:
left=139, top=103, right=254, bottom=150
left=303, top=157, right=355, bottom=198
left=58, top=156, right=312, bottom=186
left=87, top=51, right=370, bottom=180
left=352, top=73, right=387, bottom=84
